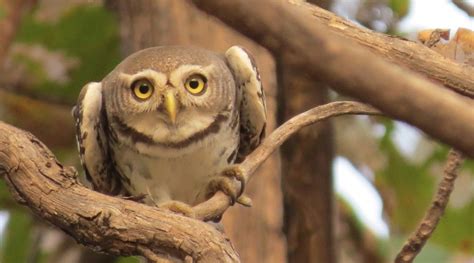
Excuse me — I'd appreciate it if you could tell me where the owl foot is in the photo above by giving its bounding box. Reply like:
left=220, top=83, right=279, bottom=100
left=206, top=166, right=251, bottom=206
left=158, top=200, right=195, bottom=218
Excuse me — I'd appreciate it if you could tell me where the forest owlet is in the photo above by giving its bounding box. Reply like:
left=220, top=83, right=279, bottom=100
left=73, top=46, right=266, bottom=215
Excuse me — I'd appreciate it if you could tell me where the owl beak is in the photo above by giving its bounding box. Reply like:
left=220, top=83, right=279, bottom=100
left=164, top=91, right=178, bottom=124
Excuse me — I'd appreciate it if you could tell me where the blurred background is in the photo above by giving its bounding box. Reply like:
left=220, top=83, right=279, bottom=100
left=0, top=0, right=472, bottom=262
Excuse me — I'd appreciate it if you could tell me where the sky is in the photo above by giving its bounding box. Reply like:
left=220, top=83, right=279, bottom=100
left=1, top=0, right=474, bottom=243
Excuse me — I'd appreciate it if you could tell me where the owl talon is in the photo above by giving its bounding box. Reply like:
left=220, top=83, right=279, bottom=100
left=221, top=166, right=247, bottom=198
left=206, top=166, right=247, bottom=205
left=206, top=176, right=240, bottom=205
left=158, top=200, right=195, bottom=218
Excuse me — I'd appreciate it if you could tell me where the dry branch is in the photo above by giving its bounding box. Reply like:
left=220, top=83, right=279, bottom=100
left=0, top=122, right=239, bottom=263
left=452, top=0, right=474, bottom=17
left=0, top=101, right=379, bottom=261
left=191, top=0, right=474, bottom=158
left=395, top=149, right=464, bottom=263
left=285, top=0, right=474, bottom=98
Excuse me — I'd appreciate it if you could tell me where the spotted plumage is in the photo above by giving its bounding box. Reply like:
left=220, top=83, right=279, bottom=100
left=73, top=46, right=266, bottom=208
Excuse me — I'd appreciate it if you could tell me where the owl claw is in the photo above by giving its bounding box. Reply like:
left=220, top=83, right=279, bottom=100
left=206, top=166, right=247, bottom=206
left=158, top=200, right=195, bottom=218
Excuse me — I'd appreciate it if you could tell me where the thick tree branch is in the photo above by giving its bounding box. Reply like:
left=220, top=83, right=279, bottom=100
left=191, top=0, right=474, bottom=158
left=0, top=122, right=239, bottom=263
left=285, top=0, right=474, bottom=98
left=193, top=101, right=380, bottom=221
left=395, top=149, right=464, bottom=263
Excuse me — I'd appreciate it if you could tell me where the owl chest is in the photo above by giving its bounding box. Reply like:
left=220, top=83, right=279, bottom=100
left=112, top=131, right=238, bottom=205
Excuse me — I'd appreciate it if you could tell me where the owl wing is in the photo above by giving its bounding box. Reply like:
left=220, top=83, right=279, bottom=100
left=73, top=82, right=125, bottom=195
left=225, top=46, right=267, bottom=162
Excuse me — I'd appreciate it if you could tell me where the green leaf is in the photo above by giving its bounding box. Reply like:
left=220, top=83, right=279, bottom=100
left=15, top=4, right=120, bottom=103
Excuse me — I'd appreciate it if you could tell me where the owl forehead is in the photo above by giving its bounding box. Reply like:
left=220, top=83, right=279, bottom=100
left=115, top=46, right=226, bottom=75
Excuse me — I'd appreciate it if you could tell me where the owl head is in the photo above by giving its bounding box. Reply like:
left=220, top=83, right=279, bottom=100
left=100, top=46, right=239, bottom=148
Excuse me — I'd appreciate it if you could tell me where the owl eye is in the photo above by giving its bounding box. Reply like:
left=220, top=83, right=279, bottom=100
left=185, top=74, right=207, bottom=95
left=132, top=79, right=154, bottom=100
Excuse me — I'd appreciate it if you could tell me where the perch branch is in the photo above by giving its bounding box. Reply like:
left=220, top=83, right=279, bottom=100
left=395, top=149, right=464, bottom=263
left=193, top=101, right=381, bottom=221
left=0, top=121, right=240, bottom=263
left=0, top=101, right=379, bottom=259
left=191, top=0, right=474, bottom=158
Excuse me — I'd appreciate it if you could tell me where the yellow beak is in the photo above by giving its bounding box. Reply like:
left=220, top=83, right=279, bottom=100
left=164, top=91, right=178, bottom=124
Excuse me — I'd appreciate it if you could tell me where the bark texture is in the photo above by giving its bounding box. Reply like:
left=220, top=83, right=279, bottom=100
left=0, top=121, right=239, bottom=262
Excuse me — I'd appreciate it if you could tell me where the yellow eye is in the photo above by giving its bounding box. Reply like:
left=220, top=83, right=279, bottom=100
left=132, top=79, right=154, bottom=100
left=185, top=75, right=207, bottom=95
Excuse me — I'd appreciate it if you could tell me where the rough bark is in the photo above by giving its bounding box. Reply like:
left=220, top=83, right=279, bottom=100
left=0, top=121, right=239, bottom=262
left=105, top=1, right=285, bottom=262
left=191, top=0, right=474, bottom=158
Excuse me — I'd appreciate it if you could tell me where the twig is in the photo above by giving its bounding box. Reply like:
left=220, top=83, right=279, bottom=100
left=452, top=0, right=474, bottom=17
left=191, top=0, right=474, bottom=159
left=395, top=149, right=464, bottom=263
left=193, top=101, right=381, bottom=221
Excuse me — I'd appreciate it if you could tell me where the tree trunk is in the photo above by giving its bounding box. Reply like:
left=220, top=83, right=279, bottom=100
left=277, top=58, right=334, bottom=263
left=105, top=1, right=285, bottom=262
left=279, top=1, right=334, bottom=262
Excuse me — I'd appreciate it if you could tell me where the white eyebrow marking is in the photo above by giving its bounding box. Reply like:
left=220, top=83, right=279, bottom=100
left=169, top=64, right=215, bottom=87
left=120, top=69, right=167, bottom=88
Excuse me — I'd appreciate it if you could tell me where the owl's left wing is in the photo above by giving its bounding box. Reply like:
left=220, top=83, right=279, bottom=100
left=225, top=46, right=267, bottom=162
left=73, top=82, right=125, bottom=195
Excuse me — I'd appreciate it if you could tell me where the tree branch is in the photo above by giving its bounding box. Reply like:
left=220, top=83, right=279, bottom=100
left=452, top=0, right=474, bottom=17
left=395, top=149, right=464, bottom=263
left=193, top=101, right=380, bottom=221
left=0, top=101, right=379, bottom=260
left=0, top=122, right=240, bottom=263
left=288, top=0, right=474, bottom=98
left=190, top=0, right=474, bottom=158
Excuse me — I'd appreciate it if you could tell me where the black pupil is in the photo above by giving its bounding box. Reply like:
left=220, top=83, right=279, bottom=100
left=189, top=80, right=200, bottom=89
left=139, top=83, right=149, bottom=94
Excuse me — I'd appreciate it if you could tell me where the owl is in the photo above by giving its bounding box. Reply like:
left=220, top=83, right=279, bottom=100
left=73, top=46, right=266, bottom=216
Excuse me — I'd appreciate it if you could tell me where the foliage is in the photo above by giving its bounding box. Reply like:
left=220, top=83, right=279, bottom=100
left=14, top=4, right=120, bottom=103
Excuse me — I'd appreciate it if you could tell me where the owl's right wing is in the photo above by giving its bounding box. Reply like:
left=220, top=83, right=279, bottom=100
left=73, top=82, right=125, bottom=195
